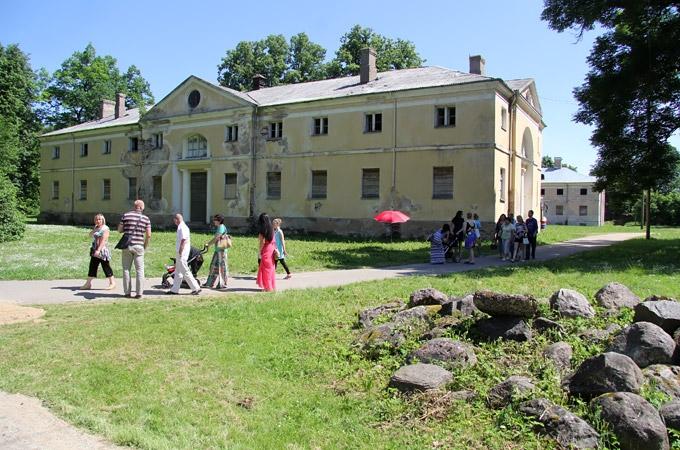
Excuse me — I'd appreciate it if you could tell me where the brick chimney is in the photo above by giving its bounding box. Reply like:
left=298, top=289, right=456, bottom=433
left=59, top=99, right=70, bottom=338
left=554, top=157, right=563, bottom=169
left=115, top=93, right=126, bottom=119
left=252, top=74, right=266, bottom=90
left=469, top=55, right=486, bottom=76
left=99, top=99, right=115, bottom=119
left=360, top=48, right=377, bottom=84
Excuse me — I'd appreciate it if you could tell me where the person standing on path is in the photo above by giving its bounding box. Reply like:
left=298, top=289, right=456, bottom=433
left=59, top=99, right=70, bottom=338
left=167, top=214, right=201, bottom=295
left=525, top=210, right=539, bottom=260
left=512, top=215, right=528, bottom=262
left=256, top=213, right=276, bottom=292
left=203, top=214, right=229, bottom=289
left=117, top=200, right=151, bottom=298
left=81, top=213, right=115, bottom=290
left=451, top=210, right=465, bottom=262
left=273, top=218, right=292, bottom=279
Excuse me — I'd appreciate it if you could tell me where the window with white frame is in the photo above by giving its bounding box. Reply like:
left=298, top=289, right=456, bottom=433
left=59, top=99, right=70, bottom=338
left=80, top=143, right=88, bottom=157
left=103, top=140, right=112, bottom=155
left=102, top=179, right=111, bottom=200
left=224, top=173, right=237, bottom=199
left=365, top=113, right=382, bottom=133
left=579, top=205, right=588, bottom=216
left=152, top=133, right=163, bottom=149
left=128, top=177, right=137, bottom=200
left=501, top=107, right=508, bottom=131
left=269, top=122, right=283, bottom=139
left=311, top=170, right=327, bottom=199
left=500, top=168, right=506, bottom=202
left=79, top=180, right=87, bottom=200
left=152, top=176, right=162, bottom=200
left=52, top=146, right=60, bottom=159
left=435, top=106, right=456, bottom=127
left=267, top=171, right=281, bottom=199
left=313, top=117, right=328, bottom=135
left=225, top=125, right=238, bottom=142
left=555, top=205, right=564, bottom=216
left=51, top=181, right=59, bottom=199
left=432, top=166, right=453, bottom=199
left=361, top=168, right=380, bottom=199
left=128, top=137, right=139, bottom=152
left=187, top=135, right=207, bottom=158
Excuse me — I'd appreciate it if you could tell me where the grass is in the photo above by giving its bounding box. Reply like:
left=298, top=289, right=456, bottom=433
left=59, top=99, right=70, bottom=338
left=0, top=223, right=638, bottom=281
left=0, top=228, right=677, bottom=449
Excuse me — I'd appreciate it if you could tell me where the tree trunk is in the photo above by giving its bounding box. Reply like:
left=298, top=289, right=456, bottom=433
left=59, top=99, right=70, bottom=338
left=645, top=189, right=651, bottom=240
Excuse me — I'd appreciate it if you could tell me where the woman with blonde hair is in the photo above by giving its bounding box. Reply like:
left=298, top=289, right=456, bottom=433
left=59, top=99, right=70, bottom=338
left=81, top=213, right=115, bottom=290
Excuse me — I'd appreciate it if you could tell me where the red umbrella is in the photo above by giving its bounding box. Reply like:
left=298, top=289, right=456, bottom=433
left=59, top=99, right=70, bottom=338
left=374, top=210, right=410, bottom=224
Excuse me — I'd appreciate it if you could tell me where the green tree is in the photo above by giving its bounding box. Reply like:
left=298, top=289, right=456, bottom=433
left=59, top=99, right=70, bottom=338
left=283, top=33, right=327, bottom=84
left=541, top=155, right=578, bottom=171
left=542, top=1, right=680, bottom=239
left=217, top=35, right=290, bottom=91
left=43, top=43, right=154, bottom=128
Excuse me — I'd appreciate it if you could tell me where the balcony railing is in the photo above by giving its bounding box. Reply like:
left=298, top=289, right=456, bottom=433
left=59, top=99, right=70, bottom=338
left=186, top=149, right=208, bottom=159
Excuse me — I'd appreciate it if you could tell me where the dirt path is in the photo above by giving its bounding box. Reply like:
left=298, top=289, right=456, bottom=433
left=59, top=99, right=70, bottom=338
left=0, top=304, right=44, bottom=325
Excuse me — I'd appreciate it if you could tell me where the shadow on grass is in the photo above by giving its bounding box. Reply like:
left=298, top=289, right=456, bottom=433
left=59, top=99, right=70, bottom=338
left=312, top=245, right=428, bottom=270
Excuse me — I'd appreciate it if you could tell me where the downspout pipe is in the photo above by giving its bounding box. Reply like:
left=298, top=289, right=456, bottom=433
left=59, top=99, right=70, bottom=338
left=70, top=133, right=76, bottom=224
left=249, top=106, right=258, bottom=231
left=507, top=91, right=518, bottom=215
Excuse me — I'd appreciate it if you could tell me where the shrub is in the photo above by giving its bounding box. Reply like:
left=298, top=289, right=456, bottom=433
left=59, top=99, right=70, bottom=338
left=0, top=176, right=25, bottom=242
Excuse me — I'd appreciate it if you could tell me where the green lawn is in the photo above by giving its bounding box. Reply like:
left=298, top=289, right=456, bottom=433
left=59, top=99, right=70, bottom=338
left=0, top=228, right=677, bottom=449
left=0, top=223, right=638, bottom=280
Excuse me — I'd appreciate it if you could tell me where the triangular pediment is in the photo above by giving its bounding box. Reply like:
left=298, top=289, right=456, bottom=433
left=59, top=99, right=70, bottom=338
left=143, top=76, right=256, bottom=122
left=520, top=82, right=542, bottom=115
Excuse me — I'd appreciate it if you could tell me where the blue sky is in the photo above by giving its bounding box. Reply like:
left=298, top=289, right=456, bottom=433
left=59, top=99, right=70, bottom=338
left=4, top=0, right=677, bottom=173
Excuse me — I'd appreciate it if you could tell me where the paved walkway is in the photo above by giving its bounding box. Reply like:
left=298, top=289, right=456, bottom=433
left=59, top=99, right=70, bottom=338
left=0, top=233, right=641, bottom=306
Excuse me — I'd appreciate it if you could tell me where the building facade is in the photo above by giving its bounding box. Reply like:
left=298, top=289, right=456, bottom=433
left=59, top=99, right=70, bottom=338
left=541, top=158, right=605, bottom=226
left=39, top=51, right=544, bottom=236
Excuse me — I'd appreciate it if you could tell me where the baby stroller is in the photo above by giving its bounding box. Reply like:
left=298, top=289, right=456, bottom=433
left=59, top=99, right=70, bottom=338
left=444, top=231, right=463, bottom=263
left=161, top=246, right=208, bottom=288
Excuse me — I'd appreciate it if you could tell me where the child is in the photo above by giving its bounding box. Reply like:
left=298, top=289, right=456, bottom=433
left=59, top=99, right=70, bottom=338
left=272, top=218, right=292, bottom=279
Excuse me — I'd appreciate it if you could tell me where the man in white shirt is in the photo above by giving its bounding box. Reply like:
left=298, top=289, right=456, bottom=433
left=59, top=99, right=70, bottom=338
left=166, top=213, right=201, bottom=295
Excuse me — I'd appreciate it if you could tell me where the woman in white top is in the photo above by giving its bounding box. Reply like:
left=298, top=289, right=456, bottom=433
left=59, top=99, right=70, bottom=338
left=81, top=213, right=115, bottom=290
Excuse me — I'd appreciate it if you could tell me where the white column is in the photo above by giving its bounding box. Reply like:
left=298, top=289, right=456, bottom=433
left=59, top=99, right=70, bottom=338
left=182, top=169, right=191, bottom=220
left=205, top=168, right=212, bottom=223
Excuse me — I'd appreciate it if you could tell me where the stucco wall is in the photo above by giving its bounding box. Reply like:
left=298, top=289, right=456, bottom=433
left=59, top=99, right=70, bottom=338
left=542, top=183, right=603, bottom=226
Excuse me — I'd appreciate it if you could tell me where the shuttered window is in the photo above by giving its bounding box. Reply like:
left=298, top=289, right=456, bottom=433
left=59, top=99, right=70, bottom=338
left=267, top=171, right=281, bottom=199
left=79, top=180, right=87, bottom=200
left=152, top=176, right=162, bottom=200
left=102, top=179, right=111, bottom=200
left=311, top=170, right=327, bottom=199
left=361, top=168, right=380, bottom=199
left=433, top=166, right=453, bottom=199
left=224, top=173, right=237, bottom=199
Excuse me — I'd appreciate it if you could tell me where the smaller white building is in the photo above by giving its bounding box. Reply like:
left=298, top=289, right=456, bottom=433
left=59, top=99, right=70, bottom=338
left=541, top=158, right=605, bottom=226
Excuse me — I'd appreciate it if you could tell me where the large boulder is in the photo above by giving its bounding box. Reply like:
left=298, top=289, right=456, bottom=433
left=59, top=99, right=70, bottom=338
left=660, top=400, right=680, bottom=430
left=549, top=289, right=595, bottom=319
left=642, top=365, right=680, bottom=399
left=408, top=288, right=449, bottom=307
left=591, top=392, right=669, bottom=450
left=473, top=317, right=532, bottom=342
left=519, top=398, right=600, bottom=449
left=487, top=376, right=535, bottom=408
left=407, top=338, right=477, bottom=369
left=358, top=323, right=405, bottom=354
left=473, top=291, right=538, bottom=318
left=595, top=282, right=640, bottom=310
left=543, top=342, right=573, bottom=372
left=607, top=322, right=676, bottom=368
left=388, top=363, right=452, bottom=393
left=358, top=300, right=405, bottom=328
left=634, top=300, right=680, bottom=335
left=563, top=352, right=643, bottom=396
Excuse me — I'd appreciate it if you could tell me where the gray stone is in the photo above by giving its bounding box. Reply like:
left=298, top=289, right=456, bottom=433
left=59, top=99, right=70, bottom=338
left=519, top=398, right=600, bottom=449
left=564, top=352, right=643, bottom=396
left=455, top=294, right=479, bottom=316
left=487, top=376, right=535, bottom=408
left=642, top=365, right=680, bottom=399
left=407, top=338, right=477, bottom=369
left=595, top=282, right=641, bottom=310
left=450, top=390, right=477, bottom=401
left=388, top=363, right=453, bottom=393
left=607, top=322, right=676, bottom=368
left=358, top=323, right=405, bottom=353
left=533, top=317, right=566, bottom=334
left=543, top=342, right=573, bottom=372
left=474, top=317, right=532, bottom=342
left=579, top=323, right=622, bottom=344
left=393, top=305, right=438, bottom=326
left=660, top=400, right=680, bottom=430
left=634, top=300, right=680, bottom=336
left=358, top=300, right=405, bottom=328
left=408, top=288, right=449, bottom=307
left=591, top=392, right=669, bottom=450
left=549, top=288, right=596, bottom=319
left=473, top=290, right=538, bottom=318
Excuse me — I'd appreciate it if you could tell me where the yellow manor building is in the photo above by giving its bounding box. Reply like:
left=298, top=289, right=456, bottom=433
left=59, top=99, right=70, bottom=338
left=39, top=50, right=544, bottom=236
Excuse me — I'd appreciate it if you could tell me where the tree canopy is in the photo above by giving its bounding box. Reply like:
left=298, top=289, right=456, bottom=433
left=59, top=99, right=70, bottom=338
left=42, top=43, right=154, bottom=129
left=541, top=155, right=578, bottom=171
left=217, top=26, right=424, bottom=91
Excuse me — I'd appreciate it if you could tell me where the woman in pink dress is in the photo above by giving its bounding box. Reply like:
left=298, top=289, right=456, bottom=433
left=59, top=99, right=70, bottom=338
left=256, top=213, right=276, bottom=291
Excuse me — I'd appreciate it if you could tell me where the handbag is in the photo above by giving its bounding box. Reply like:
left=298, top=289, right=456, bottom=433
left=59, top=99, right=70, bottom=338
left=115, top=213, right=142, bottom=250
left=217, top=233, right=232, bottom=250
left=522, top=237, right=529, bottom=245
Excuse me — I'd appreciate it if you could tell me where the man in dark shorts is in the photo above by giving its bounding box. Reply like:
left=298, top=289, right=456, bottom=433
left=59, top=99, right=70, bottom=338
left=117, top=199, right=151, bottom=298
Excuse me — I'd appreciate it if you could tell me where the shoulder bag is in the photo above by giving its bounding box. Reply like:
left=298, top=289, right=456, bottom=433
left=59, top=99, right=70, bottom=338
left=217, top=232, right=232, bottom=249
left=115, top=213, right=142, bottom=250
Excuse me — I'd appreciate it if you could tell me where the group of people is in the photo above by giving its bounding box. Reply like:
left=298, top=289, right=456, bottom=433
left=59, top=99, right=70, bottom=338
left=429, top=209, right=539, bottom=265
left=80, top=200, right=292, bottom=297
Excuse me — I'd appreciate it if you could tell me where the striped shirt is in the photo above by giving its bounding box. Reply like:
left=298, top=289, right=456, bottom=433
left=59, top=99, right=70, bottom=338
left=120, top=211, right=151, bottom=246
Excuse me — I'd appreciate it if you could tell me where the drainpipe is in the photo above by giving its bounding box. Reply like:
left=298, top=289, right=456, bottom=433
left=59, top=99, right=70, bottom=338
left=70, top=133, right=76, bottom=224
left=507, top=91, right=518, bottom=215
left=249, top=106, right=258, bottom=230
left=392, top=95, right=398, bottom=208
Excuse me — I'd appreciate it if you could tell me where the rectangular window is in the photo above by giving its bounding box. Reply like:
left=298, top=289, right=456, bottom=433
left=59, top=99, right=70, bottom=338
left=269, top=122, right=283, bottom=139
left=102, top=140, right=112, bottom=155
left=79, top=180, right=87, bottom=200
left=555, top=205, right=564, bottom=216
left=224, top=173, right=237, bottom=199
left=52, top=146, right=60, bottom=159
left=129, top=137, right=139, bottom=152
left=80, top=143, right=88, bottom=157
left=267, top=171, right=281, bottom=199
left=580, top=188, right=588, bottom=195
left=361, top=168, right=380, bottom=199
left=313, top=117, right=329, bottom=135
left=579, top=205, right=588, bottom=216
left=432, top=166, right=453, bottom=199
left=152, top=176, right=162, bottom=200
left=51, top=181, right=59, bottom=199
left=500, top=168, right=506, bottom=202
left=501, top=107, right=508, bottom=131
left=365, top=113, right=382, bottom=133
left=311, top=170, right=327, bottom=199
left=152, top=133, right=163, bottom=149
left=128, top=177, right=137, bottom=200
left=102, top=179, right=111, bottom=200
left=225, top=126, right=238, bottom=142
left=541, top=188, right=545, bottom=196
left=435, top=106, right=456, bottom=127
left=557, top=188, right=564, bottom=196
